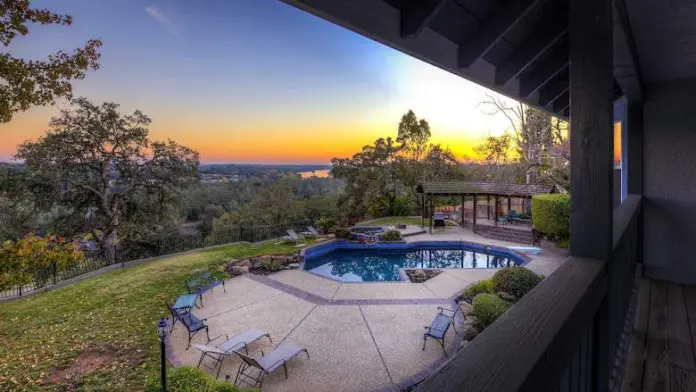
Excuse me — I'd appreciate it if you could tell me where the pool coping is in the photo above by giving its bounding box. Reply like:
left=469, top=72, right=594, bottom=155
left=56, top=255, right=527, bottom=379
left=298, top=239, right=531, bottom=284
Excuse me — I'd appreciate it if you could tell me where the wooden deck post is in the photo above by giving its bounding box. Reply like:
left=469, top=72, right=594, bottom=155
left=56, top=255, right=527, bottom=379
left=570, top=0, right=613, bottom=391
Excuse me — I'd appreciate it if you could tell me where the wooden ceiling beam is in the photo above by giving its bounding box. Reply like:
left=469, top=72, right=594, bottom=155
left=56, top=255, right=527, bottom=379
left=539, top=70, right=570, bottom=107
left=401, top=0, right=450, bottom=38
left=612, top=0, right=643, bottom=102
left=457, top=0, right=541, bottom=68
left=495, top=16, right=568, bottom=86
left=519, top=41, right=569, bottom=98
left=553, top=91, right=570, bottom=114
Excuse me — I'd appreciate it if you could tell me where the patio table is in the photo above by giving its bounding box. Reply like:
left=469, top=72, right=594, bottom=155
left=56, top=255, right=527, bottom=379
left=172, top=293, right=199, bottom=312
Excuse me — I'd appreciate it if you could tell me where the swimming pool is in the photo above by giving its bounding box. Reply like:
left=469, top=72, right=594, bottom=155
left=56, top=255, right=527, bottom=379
left=302, top=242, right=527, bottom=282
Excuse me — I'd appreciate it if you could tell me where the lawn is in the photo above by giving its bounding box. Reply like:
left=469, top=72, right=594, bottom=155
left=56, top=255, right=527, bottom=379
left=354, top=216, right=424, bottom=227
left=0, top=240, right=317, bottom=391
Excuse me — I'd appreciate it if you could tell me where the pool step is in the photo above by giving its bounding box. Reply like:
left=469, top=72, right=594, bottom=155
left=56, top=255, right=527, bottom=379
left=474, top=225, right=533, bottom=244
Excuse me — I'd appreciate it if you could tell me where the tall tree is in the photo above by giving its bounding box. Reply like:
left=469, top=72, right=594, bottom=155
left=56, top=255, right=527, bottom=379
left=15, top=98, right=199, bottom=263
left=1, top=0, right=102, bottom=122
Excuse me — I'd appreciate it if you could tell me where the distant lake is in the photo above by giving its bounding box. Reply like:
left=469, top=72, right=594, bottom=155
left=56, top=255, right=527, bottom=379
left=299, top=169, right=330, bottom=178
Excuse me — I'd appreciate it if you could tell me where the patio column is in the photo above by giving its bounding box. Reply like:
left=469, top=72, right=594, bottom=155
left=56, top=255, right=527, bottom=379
left=569, top=0, right=613, bottom=260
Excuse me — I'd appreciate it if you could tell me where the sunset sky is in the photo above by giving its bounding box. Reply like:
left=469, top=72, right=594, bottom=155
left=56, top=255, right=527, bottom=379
left=1, top=0, right=517, bottom=164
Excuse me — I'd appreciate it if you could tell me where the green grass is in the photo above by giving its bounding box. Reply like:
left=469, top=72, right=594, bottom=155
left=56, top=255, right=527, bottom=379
left=0, top=240, right=317, bottom=391
left=354, top=216, right=423, bottom=227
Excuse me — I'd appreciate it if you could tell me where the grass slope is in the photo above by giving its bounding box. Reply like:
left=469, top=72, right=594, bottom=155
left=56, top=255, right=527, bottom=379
left=0, top=241, right=314, bottom=391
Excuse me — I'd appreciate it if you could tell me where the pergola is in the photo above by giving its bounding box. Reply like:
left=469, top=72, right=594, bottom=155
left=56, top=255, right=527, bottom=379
left=417, top=181, right=554, bottom=233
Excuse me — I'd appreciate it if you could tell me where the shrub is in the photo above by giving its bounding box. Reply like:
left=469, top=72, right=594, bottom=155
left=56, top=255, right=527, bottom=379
left=491, top=267, right=542, bottom=299
left=334, top=227, right=352, bottom=240
left=256, top=260, right=283, bottom=273
left=532, top=194, right=570, bottom=238
left=472, top=293, right=511, bottom=327
left=315, top=216, right=336, bottom=233
left=461, top=279, right=494, bottom=299
left=145, top=366, right=253, bottom=392
left=380, top=229, right=402, bottom=242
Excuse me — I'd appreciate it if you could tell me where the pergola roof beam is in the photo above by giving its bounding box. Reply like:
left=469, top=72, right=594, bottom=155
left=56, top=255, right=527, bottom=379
left=401, top=0, right=450, bottom=38
left=457, top=0, right=542, bottom=68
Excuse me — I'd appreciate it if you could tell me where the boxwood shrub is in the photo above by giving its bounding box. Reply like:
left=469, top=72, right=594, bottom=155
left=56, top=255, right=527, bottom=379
left=460, top=279, right=494, bottom=300
left=472, top=293, right=511, bottom=327
left=532, top=194, right=570, bottom=238
left=145, top=366, right=254, bottom=392
left=491, top=267, right=542, bottom=299
left=334, top=227, right=352, bottom=240
left=380, top=229, right=402, bottom=242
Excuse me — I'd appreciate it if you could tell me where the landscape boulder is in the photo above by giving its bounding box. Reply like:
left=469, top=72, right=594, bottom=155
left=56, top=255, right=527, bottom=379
left=228, top=265, right=248, bottom=276
left=458, top=301, right=473, bottom=317
left=287, top=263, right=300, bottom=269
left=464, top=315, right=482, bottom=330
left=462, top=324, right=480, bottom=341
left=237, top=259, right=252, bottom=268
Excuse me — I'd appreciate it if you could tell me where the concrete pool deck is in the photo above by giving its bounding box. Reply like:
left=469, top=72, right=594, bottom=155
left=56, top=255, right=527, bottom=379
left=167, top=229, right=567, bottom=391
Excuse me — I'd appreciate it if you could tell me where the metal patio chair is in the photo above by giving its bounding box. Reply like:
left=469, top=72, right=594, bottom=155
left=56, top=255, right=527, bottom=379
left=193, top=328, right=272, bottom=379
left=230, top=341, right=310, bottom=388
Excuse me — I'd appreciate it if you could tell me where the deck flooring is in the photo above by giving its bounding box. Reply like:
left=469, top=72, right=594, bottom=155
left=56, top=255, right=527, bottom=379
left=622, top=279, right=696, bottom=392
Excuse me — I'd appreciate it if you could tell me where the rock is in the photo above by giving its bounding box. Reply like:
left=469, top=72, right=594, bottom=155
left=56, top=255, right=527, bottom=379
left=458, top=301, right=473, bottom=317
left=229, top=265, right=247, bottom=276
left=237, top=259, right=252, bottom=268
left=413, top=270, right=426, bottom=278
left=498, top=291, right=516, bottom=302
left=458, top=340, right=470, bottom=352
left=249, top=257, right=262, bottom=267
left=464, top=316, right=482, bottom=329
left=462, top=325, right=480, bottom=341
left=288, top=263, right=300, bottom=269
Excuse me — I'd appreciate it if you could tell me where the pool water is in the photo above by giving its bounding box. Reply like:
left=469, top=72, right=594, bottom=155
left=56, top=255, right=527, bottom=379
left=303, top=247, right=523, bottom=282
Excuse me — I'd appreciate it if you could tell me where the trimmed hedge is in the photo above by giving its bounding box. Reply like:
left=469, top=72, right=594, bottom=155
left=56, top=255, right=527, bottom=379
left=472, top=293, right=511, bottom=327
left=461, top=279, right=494, bottom=299
left=380, top=229, right=402, bottom=242
left=532, top=194, right=570, bottom=237
left=334, top=227, right=352, bottom=240
left=491, top=267, right=542, bottom=299
left=145, top=367, right=254, bottom=392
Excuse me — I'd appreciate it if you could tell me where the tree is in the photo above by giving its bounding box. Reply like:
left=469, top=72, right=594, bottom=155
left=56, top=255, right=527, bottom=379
left=15, top=98, right=200, bottom=264
left=475, top=134, right=512, bottom=165
left=1, top=0, right=102, bottom=122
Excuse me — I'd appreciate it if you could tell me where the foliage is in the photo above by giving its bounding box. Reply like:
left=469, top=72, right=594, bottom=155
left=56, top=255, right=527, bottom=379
left=144, top=366, right=254, bottom=392
left=380, top=230, right=402, bottom=242
left=471, top=293, right=511, bottom=327
left=461, top=279, right=494, bottom=300
left=314, top=216, right=336, bottom=233
left=253, top=259, right=284, bottom=274
left=475, top=134, right=513, bottom=165
left=532, top=194, right=570, bottom=238
left=0, top=233, right=84, bottom=290
left=15, top=98, right=200, bottom=264
left=334, top=227, right=352, bottom=240
left=355, top=216, right=423, bottom=227
left=491, top=267, right=542, bottom=299
left=0, top=240, right=315, bottom=390
left=1, top=0, right=102, bottom=122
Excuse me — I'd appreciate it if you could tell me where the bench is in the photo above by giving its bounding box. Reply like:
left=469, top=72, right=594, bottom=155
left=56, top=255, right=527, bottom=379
left=423, top=306, right=460, bottom=357
left=167, top=302, right=210, bottom=349
left=185, top=271, right=226, bottom=307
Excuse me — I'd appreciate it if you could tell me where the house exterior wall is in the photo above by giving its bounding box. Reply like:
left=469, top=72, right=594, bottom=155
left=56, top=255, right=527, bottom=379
left=642, top=77, right=696, bottom=283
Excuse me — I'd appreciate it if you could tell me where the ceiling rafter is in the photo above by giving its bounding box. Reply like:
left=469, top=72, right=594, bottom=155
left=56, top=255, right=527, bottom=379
left=612, top=0, right=643, bottom=102
left=519, top=40, right=569, bottom=98
left=401, top=0, right=450, bottom=38
left=539, top=71, right=570, bottom=108
left=457, top=0, right=542, bottom=68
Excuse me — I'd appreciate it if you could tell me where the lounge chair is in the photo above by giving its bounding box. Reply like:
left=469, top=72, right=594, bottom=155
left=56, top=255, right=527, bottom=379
left=230, top=341, right=310, bottom=387
left=300, top=226, right=320, bottom=237
left=193, top=328, right=272, bottom=379
left=166, top=302, right=210, bottom=349
left=281, top=229, right=306, bottom=245
left=423, top=305, right=460, bottom=357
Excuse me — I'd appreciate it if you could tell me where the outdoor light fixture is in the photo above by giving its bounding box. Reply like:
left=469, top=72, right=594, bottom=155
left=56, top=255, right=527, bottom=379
left=157, top=318, right=168, bottom=392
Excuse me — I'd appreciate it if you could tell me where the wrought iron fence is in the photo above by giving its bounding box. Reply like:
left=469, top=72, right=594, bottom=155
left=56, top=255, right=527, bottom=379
left=0, top=221, right=310, bottom=300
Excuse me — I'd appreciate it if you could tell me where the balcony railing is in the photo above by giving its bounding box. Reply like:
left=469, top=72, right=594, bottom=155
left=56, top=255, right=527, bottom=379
left=417, top=194, right=643, bottom=392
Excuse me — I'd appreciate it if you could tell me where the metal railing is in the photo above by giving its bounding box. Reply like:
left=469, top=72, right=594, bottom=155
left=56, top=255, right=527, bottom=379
left=0, top=221, right=310, bottom=299
left=416, top=195, right=642, bottom=392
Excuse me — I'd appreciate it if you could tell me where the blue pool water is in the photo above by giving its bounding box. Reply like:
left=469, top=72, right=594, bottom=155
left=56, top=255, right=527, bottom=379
left=303, top=246, right=525, bottom=282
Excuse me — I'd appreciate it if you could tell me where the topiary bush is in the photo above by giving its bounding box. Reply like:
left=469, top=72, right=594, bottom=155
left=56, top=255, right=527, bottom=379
left=334, top=227, right=352, bottom=240
left=380, top=229, right=402, bottom=242
left=471, top=293, right=511, bottom=327
left=532, top=194, right=570, bottom=238
left=491, top=267, right=542, bottom=299
left=144, top=366, right=254, bottom=392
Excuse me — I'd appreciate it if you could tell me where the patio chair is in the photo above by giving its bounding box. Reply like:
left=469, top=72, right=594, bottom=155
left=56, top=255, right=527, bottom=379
left=193, top=328, right=273, bottom=379
left=423, top=305, right=460, bottom=357
left=230, top=341, right=310, bottom=388
left=281, top=229, right=306, bottom=245
left=185, top=271, right=226, bottom=307
left=166, top=302, right=210, bottom=349
left=301, top=226, right=320, bottom=237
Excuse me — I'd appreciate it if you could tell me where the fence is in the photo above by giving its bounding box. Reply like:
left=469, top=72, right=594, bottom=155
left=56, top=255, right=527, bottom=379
left=0, top=222, right=310, bottom=299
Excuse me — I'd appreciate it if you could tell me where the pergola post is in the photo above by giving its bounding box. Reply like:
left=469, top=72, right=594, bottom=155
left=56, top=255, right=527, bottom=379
left=421, top=194, right=425, bottom=228
left=472, top=195, right=477, bottom=232
left=461, top=195, right=465, bottom=227
left=494, top=195, right=499, bottom=226
left=507, top=196, right=512, bottom=214
left=486, top=194, right=490, bottom=219
left=570, top=1, right=613, bottom=391
left=429, top=197, right=433, bottom=234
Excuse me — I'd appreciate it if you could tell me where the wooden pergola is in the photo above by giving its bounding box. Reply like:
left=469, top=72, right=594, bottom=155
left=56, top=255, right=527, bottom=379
left=416, top=181, right=555, bottom=233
